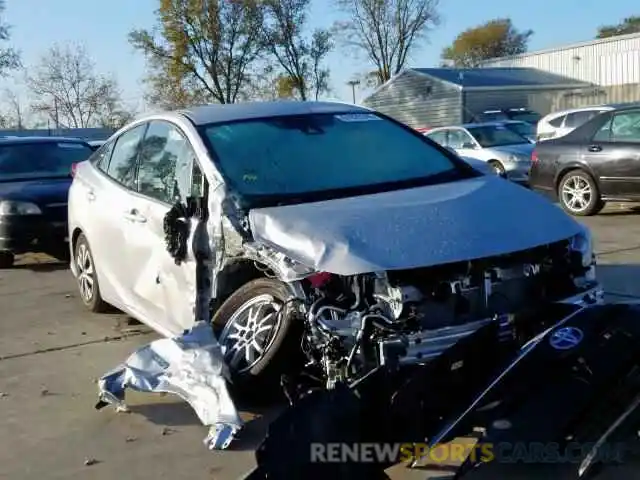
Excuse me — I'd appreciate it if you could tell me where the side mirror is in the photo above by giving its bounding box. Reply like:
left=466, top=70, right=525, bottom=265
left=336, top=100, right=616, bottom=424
left=462, top=142, right=476, bottom=149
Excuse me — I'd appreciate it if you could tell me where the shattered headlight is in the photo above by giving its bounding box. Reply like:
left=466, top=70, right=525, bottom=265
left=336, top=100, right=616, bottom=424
left=570, top=226, right=595, bottom=268
left=0, top=200, right=42, bottom=215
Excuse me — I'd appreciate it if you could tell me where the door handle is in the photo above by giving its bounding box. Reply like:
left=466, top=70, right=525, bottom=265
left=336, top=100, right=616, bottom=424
left=123, top=209, right=147, bottom=223
left=86, top=190, right=96, bottom=201
left=588, top=145, right=602, bottom=152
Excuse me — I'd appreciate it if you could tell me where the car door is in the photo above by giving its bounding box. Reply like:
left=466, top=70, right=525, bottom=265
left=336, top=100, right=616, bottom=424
left=77, top=124, right=148, bottom=313
left=125, top=120, right=205, bottom=336
left=585, top=109, right=640, bottom=198
left=449, top=129, right=482, bottom=159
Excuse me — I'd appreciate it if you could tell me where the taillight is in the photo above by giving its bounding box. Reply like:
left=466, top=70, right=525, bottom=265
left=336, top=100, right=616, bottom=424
left=531, top=149, right=538, bottom=164
left=71, top=163, right=78, bottom=177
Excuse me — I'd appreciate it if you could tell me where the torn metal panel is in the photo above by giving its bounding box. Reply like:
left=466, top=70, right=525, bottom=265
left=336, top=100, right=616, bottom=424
left=96, top=321, right=243, bottom=450
left=248, top=176, right=583, bottom=276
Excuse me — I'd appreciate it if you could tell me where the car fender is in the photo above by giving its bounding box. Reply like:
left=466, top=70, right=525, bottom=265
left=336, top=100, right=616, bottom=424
left=554, top=160, right=601, bottom=191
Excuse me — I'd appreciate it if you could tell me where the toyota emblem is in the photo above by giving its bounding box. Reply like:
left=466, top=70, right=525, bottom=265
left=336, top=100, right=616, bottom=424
left=549, top=326, right=584, bottom=350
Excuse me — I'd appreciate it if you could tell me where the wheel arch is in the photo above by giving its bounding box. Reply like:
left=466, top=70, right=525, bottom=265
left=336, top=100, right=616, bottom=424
left=210, top=258, right=275, bottom=316
left=554, top=163, right=600, bottom=192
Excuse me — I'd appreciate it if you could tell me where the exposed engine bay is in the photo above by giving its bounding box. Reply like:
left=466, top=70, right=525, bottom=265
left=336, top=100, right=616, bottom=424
left=288, top=237, right=599, bottom=389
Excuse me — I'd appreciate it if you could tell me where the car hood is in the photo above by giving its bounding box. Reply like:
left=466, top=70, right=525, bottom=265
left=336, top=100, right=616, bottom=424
left=248, top=176, right=582, bottom=276
left=0, top=177, right=71, bottom=204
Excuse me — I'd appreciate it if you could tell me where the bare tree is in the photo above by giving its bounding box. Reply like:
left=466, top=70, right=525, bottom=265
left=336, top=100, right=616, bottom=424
left=4, top=88, right=25, bottom=128
left=335, top=0, right=440, bottom=86
left=130, top=0, right=265, bottom=106
left=27, top=44, right=128, bottom=128
left=262, top=0, right=333, bottom=100
left=0, top=0, right=19, bottom=77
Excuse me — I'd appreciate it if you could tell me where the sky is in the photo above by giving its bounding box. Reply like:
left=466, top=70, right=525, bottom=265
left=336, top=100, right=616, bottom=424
left=1, top=0, right=637, bottom=114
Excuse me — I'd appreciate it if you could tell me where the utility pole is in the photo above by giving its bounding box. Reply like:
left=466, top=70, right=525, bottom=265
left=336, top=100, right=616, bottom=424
left=346, top=80, right=360, bottom=104
left=53, top=97, right=59, bottom=130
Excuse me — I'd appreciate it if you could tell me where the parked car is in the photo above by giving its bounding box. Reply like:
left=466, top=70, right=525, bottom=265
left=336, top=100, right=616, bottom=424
left=536, top=105, right=615, bottom=142
left=425, top=122, right=534, bottom=182
left=529, top=104, right=640, bottom=216
left=68, top=101, right=599, bottom=394
left=0, top=136, right=94, bottom=267
left=475, top=108, right=541, bottom=125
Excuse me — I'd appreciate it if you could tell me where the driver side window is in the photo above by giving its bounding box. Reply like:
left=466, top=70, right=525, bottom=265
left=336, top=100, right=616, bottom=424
left=448, top=130, right=474, bottom=149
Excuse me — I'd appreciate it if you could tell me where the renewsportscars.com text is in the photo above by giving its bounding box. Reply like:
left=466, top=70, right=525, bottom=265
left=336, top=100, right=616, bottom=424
left=310, top=441, right=628, bottom=464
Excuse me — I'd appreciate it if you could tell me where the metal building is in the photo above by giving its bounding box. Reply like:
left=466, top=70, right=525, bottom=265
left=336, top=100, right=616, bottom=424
left=481, top=32, right=640, bottom=87
left=362, top=67, right=591, bottom=130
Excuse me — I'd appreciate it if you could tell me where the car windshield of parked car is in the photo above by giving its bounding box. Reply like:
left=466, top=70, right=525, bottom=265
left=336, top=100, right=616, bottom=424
left=505, top=122, right=535, bottom=138
left=201, top=113, right=467, bottom=198
left=467, top=125, right=530, bottom=148
left=0, top=142, right=93, bottom=181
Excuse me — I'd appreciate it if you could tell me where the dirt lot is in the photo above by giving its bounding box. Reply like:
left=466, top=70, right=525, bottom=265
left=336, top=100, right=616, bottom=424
left=2, top=205, right=640, bottom=480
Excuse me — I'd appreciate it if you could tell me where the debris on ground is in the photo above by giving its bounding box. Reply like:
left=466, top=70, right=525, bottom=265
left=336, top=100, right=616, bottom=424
left=161, top=427, right=175, bottom=436
left=95, top=321, right=242, bottom=450
left=83, top=458, right=99, bottom=466
left=125, top=436, right=137, bottom=443
left=40, top=387, right=50, bottom=396
left=0, top=392, right=8, bottom=398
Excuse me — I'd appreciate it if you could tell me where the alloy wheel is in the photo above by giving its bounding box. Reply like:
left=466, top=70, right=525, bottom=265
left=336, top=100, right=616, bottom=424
left=218, top=294, right=282, bottom=373
left=76, top=243, right=95, bottom=303
left=561, top=175, right=592, bottom=213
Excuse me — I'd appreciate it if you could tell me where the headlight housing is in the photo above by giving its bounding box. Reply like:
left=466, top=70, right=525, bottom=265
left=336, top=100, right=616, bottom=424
left=570, top=226, right=595, bottom=270
left=508, top=154, right=529, bottom=163
left=0, top=200, right=42, bottom=215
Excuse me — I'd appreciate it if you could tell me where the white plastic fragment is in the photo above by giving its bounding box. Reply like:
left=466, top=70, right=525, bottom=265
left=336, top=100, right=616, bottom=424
left=96, top=321, right=243, bottom=450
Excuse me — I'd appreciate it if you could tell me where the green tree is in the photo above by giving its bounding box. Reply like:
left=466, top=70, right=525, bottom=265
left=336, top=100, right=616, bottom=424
left=0, top=0, right=18, bottom=76
left=597, top=16, right=640, bottom=39
left=442, top=18, right=533, bottom=67
left=130, top=0, right=265, bottom=107
left=262, top=0, right=333, bottom=100
left=335, top=0, right=440, bottom=87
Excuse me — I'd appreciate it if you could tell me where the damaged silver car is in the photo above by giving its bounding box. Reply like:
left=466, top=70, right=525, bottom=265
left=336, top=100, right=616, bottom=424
left=68, top=101, right=602, bottom=396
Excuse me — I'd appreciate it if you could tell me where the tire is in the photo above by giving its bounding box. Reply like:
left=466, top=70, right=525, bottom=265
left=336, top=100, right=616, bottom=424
left=557, top=170, right=605, bottom=216
left=0, top=251, right=14, bottom=269
left=488, top=160, right=506, bottom=177
left=212, top=277, right=302, bottom=398
left=74, top=233, right=110, bottom=313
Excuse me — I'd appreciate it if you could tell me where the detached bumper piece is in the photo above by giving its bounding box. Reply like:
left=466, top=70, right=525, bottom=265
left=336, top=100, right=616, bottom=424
left=245, top=304, right=640, bottom=480
left=95, top=322, right=243, bottom=450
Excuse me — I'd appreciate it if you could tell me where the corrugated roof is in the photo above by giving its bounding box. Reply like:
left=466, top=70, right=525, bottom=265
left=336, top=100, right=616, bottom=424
left=412, top=67, right=590, bottom=88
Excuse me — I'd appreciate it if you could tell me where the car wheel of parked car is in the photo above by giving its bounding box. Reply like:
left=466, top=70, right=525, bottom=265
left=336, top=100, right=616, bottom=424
left=0, top=251, right=14, bottom=268
left=488, top=160, right=506, bottom=177
left=74, top=233, right=110, bottom=313
left=558, top=170, right=605, bottom=216
left=212, top=277, right=301, bottom=397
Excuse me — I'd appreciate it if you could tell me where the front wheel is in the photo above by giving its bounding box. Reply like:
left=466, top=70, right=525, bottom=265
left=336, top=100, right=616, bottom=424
left=558, top=170, right=605, bottom=216
left=488, top=160, right=506, bottom=177
left=212, top=278, right=301, bottom=397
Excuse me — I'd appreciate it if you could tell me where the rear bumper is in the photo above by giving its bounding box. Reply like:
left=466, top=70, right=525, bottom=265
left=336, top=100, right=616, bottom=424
left=0, top=215, right=68, bottom=254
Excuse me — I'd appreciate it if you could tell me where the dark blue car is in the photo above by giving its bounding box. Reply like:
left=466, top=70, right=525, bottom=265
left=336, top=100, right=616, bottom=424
left=0, top=136, right=94, bottom=267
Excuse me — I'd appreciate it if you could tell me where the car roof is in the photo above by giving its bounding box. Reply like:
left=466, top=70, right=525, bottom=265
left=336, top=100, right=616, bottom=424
left=177, top=101, right=371, bottom=126
left=0, top=136, right=89, bottom=145
left=542, top=105, right=615, bottom=119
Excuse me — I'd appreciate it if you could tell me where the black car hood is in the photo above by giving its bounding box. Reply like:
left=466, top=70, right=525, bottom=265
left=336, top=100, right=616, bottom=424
left=0, top=177, right=71, bottom=205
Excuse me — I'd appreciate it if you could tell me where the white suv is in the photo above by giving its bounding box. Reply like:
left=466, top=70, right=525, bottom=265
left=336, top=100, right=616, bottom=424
left=537, top=106, right=613, bottom=142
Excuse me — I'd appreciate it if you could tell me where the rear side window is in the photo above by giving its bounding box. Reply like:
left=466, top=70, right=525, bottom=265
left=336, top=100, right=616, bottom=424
left=548, top=115, right=566, bottom=128
left=106, top=125, right=146, bottom=189
left=427, top=130, right=448, bottom=146
left=609, top=110, right=640, bottom=143
left=0, top=141, right=93, bottom=181
left=564, top=111, right=599, bottom=128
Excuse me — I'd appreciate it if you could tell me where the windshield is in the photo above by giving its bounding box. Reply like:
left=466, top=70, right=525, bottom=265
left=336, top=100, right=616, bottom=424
left=0, top=141, right=93, bottom=181
left=504, top=122, right=535, bottom=138
left=467, top=125, right=530, bottom=148
left=201, top=112, right=468, bottom=199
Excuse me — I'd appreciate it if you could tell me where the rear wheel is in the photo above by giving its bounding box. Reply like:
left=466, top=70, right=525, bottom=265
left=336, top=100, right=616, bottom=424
left=212, top=277, right=302, bottom=398
left=74, top=234, right=110, bottom=313
left=558, top=170, right=605, bottom=216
